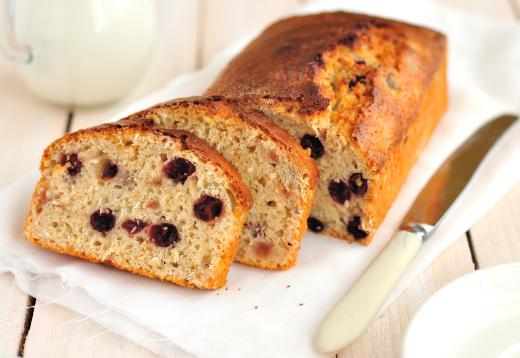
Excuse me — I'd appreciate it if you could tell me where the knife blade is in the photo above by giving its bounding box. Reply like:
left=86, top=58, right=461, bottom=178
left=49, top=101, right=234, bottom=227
left=314, top=115, right=517, bottom=354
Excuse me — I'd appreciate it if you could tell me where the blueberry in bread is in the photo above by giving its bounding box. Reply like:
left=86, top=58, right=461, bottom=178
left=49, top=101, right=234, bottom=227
left=127, top=97, right=318, bottom=269
left=24, top=120, right=252, bottom=289
left=206, top=12, right=448, bottom=245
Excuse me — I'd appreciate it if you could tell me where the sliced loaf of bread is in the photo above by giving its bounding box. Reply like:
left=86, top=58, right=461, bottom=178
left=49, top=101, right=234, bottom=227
left=24, top=120, right=251, bottom=289
left=128, top=97, right=318, bottom=269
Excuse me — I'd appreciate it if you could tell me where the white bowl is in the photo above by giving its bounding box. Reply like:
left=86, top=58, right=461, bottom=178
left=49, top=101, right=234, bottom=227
left=402, top=263, right=520, bottom=358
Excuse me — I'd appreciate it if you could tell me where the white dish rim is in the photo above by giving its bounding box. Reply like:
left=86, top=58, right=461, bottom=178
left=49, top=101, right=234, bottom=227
left=401, top=262, right=520, bottom=358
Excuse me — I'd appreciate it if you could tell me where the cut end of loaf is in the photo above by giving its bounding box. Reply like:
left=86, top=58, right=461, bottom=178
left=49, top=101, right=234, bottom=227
left=24, top=124, right=251, bottom=289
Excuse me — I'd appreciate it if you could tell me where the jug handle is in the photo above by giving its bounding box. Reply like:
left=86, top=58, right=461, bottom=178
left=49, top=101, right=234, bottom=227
left=0, top=0, right=32, bottom=64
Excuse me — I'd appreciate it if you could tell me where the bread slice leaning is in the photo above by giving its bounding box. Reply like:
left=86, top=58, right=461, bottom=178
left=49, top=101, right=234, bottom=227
left=127, top=97, right=319, bottom=270
left=24, top=120, right=252, bottom=289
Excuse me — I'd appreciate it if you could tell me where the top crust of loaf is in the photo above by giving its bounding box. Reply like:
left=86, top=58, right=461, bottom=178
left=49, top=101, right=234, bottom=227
left=39, top=120, right=253, bottom=211
left=206, top=11, right=447, bottom=172
left=131, top=96, right=319, bottom=189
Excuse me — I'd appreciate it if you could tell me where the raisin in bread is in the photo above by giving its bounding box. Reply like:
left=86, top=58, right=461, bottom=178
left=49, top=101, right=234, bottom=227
left=127, top=97, right=318, bottom=269
left=24, top=120, right=252, bottom=289
left=206, top=12, right=447, bottom=245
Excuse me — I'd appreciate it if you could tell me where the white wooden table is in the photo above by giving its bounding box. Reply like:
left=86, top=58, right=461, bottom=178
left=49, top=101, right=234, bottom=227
left=0, top=0, right=518, bottom=357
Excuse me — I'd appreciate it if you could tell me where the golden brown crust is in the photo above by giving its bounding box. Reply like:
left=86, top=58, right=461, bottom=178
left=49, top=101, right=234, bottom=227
left=322, top=52, right=448, bottom=244
left=24, top=122, right=251, bottom=289
left=206, top=11, right=447, bottom=171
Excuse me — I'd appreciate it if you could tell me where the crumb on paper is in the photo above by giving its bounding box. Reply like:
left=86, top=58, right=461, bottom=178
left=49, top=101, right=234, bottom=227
left=216, top=293, right=220, bottom=295
left=286, top=284, right=291, bottom=288
left=238, top=288, right=241, bottom=291
left=299, top=303, right=304, bottom=306
left=254, top=305, right=258, bottom=309
left=225, top=287, right=228, bottom=291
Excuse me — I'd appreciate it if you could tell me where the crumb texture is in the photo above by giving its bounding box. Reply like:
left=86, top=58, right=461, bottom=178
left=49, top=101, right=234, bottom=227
left=24, top=125, right=250, bottom=289
left=129, top=98, right=317, bottom=269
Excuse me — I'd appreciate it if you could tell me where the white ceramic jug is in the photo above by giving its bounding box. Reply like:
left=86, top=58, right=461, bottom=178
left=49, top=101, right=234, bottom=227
left=0, top=0, right=157, bottom=107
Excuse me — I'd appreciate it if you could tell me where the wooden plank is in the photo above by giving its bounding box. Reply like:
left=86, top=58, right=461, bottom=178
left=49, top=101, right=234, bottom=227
left=24, top=302, right=159, bottom=358
left=435, top=0, right=515, bottom=20
left=511, top=0, right=520, bottom=19
left=339, top=236, right=475, bottom=357
left=0, top=273, right=33, bottom=356
left=202, top=0, right=300, bottom=65
left=468, top=184, right=520, bottom=268
left=70, top=0, right=201, bottom=132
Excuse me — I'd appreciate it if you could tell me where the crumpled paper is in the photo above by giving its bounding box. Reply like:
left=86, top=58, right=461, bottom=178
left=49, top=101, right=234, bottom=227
left=1, top=1, right=519, bottom=357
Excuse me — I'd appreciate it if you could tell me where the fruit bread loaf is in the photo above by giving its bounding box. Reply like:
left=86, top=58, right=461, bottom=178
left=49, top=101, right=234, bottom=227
left=206, top=12, right=448, bottom=245
left=24, top=120, right=252, bottom=289
left=127, top=97, right=318, bottom=269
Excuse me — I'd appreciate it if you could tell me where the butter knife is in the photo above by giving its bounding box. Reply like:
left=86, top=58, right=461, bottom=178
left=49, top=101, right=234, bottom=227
left=314, top=115, right=517, bottom=354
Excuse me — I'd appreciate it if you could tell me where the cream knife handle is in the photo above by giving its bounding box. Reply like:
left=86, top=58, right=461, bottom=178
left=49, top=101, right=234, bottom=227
left=314, top=230, right=423, bottom=354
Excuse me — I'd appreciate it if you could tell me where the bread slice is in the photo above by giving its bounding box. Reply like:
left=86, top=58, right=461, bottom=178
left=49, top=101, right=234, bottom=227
left=206, top=12, right=447, bottom=245
left=24, top=120, right=251, bottom=289
left=127, top=97, right=318, bottom=269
